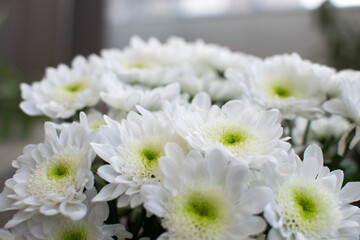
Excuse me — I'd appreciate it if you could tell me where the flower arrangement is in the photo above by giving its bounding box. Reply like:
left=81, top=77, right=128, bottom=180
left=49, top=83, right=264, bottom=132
left=1, top=36, right=360, bottom=240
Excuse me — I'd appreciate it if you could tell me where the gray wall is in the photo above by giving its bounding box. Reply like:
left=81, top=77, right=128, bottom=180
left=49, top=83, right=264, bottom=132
left=103, top=7, right=360, bottom=65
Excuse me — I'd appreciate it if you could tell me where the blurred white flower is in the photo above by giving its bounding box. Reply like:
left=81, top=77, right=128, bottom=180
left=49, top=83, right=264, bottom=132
left=101, top=37, right=178, bottom=87
left=8, top=188, right=132, bottom=240
left=165, top=38, right=259, bottom=102
left=0, top=122, right=95, bottom=227
left=142, top=144, right=272, bottom=240
left=20, top=55, right=103, bottom=119
left=323, top=71, right=360, bottom=154
left=0, top=229, right=24, bottom=240
left=91, top=109, right=188, bottom=208
left=100, top=72, right=185, bottom=112
left=173, top=99, right=290, bottom=168
left=293, top=116, right=350, bottom=148
left=262, top=145, right=360, bottom=239
left=231, top=53, right=335, bottom=119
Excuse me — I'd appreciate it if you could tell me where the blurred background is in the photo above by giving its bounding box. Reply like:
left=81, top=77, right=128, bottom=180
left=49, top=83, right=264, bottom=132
left=0, top=0, right=360, bottom=226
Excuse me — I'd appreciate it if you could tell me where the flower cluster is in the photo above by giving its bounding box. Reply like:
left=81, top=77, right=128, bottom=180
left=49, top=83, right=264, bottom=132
left=1, top=36, right=360, bottom=240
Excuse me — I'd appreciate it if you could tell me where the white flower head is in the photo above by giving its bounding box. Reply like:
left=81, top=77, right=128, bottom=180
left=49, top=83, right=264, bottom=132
left=323, top=71, right=360, bottom=124
left=293, top=116, right=350, bottom=150
left=8, top=188, right=132, bottom=240
left=165, top=38, right=259, bottom=102
left=20, top=55, right=103, bottom=119
left=323, top=71, right=360, bottom=153
left=0, top=229, right=24, bottom=240
left=142, top=144, right=273, bottom=240
left=101, top=36, right=179, bottom=87
left=173, top=99, right=290, bottom=168
left=100, top=72, right=185, bottom=112
left=262, top=144, right=360, bottom=239
left=232, top=53, right=335, bottom=119
left=91, top=109, right=188, bottom=208
left=0, top=122, right=96, bottom=227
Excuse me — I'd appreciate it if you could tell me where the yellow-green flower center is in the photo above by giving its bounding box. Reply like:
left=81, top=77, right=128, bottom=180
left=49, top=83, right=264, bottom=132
left=183, top=193, right=220, bottom=225
left=125, top=63, right=150, bottom=69
left=140, top=148, right=160, bottom=173
left=62, top=81, right=86, bottom=93
left=48, top=162, right=71, bottom=181
left=220, top=130, right=247, bottom=146
left=51, top=221, right=97, bottom=240
left=200, top=119, right=260, bottom=159
left=60, top=229, right=87, bottom=240
left=293, top=189, right=318, bottom=221
left=163, top=185, right=233, bottom=239
left=271, top=84, right=295, bottom=99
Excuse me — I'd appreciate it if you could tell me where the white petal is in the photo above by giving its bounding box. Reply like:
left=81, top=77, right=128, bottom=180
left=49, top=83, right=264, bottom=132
left=92, top=183, right=127, bottom=202
left=299, top=144, right=323, bottom=179
left=241, top=186, right=273, bottom=214
left=60, top=202, right=87, bottom=221
left=340, top=182, right=360, bottom=203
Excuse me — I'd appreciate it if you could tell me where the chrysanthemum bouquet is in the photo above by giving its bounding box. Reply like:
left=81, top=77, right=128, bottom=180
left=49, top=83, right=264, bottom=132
left=1, top=36, right=360, bottom=240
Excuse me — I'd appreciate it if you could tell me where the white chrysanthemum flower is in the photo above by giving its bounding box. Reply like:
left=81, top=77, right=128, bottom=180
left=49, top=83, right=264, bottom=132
left=20, top=55, right=103, bottom=119
left=142, top=144, right=273, bottom=240
left=164, top=38, right=259, bottom=102
left=7, top=188, right=132, bottom=240
left=0, top=229, right=24, bottom=240
left=101, top=37, right=178, bottom=87
left=173, top=99, right=290, bottom=168
left=261, top=144, right=360, bottom=240
left=323, top=71, right=360, bottom=154
left=231, top=53, right=335, bottom=119
left=0, top=122, right=95, bottom=227
left=100, top=72, right=185, bottom=112
left=91, top=109, right=188, bottom=208
left=293, top=115, right=350, bottom=148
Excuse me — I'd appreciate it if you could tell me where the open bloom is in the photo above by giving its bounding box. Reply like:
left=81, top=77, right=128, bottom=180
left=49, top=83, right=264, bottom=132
left=101, top=36, right=178, bottom=87
left=0, top=122, right=95, bottom=227
left=173, top=99, right=290, bottom=168
left=5, top=188, right=132, bottom=240
left=91, top=108, right=188, bottom=208
left=323, top=71, right=360, bottom=153
left=261, top=144, right=360, bottom=239
left=164, top=38, right=259, bottom=102
left=100, top=72, right=185, bottom=112
left=142, top=143, right=273, bottom=240
left=20, top=55, right=103, bottom=119
left=231, top=53, right=335, bottom=119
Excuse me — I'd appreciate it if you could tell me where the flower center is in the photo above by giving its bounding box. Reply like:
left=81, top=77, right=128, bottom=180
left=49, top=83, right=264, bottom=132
left=183, top=193, right=219, bottom=224
left=276, top=178, right=341, bottom=238
left=48, top=162, right=71, bottom=181
left=125, top=63, right=150, bottom=69
left=140, top=148, right=160, bottom=174
left=220, top=130, right=247, bottom=146
left=293, top=189, right=318, bottom=221
left=60, top=229, right=87, bottom=240
left=271, top=84, right=295, bottom=99
left=200, top=119, right=260, bottom=159
left=63, top=81, right=86, bottom=93
left=51, top=221, right=97, bottom=240
left=163, top=185, right=233, bottom=239
left=52, top=79, right=89, bottom=105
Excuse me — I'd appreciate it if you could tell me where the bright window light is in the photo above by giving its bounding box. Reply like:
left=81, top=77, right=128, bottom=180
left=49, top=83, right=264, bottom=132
left=179, top=0, right=231, bottom=16
left=300, top=0, right=325, bottom=9
left=331, top=0, right=360, bottom=7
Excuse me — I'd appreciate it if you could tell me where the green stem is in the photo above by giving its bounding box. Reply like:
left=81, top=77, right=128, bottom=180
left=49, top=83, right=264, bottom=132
left=284, top=119, right=294, bottom=145
left=302, top=120, right=312, bottom=146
